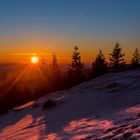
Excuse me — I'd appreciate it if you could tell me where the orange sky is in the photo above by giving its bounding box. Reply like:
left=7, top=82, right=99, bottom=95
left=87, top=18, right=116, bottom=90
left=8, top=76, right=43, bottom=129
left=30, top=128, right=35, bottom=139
left=0, top=38, right=138, bottom=64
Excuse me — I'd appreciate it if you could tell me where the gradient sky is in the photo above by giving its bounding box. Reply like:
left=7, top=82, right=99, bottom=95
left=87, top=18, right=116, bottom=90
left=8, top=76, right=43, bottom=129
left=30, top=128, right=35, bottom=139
left=0, top=0, right=140, bottom=63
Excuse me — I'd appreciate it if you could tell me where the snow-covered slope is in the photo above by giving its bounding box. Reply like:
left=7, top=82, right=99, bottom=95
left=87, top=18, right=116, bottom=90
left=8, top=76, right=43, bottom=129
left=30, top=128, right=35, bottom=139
left=1, top=69, right=140, bottom=140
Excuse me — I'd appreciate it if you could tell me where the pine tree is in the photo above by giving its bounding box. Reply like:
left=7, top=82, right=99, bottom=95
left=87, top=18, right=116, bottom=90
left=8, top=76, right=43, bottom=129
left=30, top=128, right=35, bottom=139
left=68, top=46, right=85, bottom=84
left=49, top=54, right=61, bottom=89
left=109, top=42, right=125, bottom=72
left=91, top=50, right=108, bottom=77
left=131, top=48, right=140, bottom=68
left=51, top=54, right=59, bottom=70
left=40, top=56, right=49, bottom=81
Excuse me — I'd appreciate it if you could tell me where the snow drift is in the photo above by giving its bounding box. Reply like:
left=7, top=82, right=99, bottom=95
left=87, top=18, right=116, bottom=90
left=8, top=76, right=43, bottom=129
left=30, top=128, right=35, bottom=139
left=0, top=69, right=140, bottom=140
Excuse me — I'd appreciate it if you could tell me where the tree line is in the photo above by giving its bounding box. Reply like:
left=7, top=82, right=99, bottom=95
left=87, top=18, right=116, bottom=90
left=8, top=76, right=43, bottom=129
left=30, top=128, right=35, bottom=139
left=39, top=41, right=140, bottom=89
left=65, top=42, right=140, bottom=86
left=0, top=41, right=140, bottom=114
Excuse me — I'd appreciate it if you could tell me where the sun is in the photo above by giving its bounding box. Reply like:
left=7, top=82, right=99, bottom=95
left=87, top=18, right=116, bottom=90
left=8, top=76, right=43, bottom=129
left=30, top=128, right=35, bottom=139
left=31, top=56, right=39, bottom=64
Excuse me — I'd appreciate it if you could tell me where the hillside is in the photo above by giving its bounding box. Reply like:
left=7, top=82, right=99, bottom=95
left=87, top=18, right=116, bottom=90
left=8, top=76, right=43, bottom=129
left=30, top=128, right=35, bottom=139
left=0, top=69, right=140, bottom=140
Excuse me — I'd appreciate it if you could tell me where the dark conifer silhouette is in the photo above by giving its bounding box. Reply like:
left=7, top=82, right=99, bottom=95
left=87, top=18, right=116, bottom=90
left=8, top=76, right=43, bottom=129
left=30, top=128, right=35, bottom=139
left=40, top=55, right=48, bottom=76
left=91, top=49, right=108, bottom=78
left=67, top=46, right=85, bottom=85
left=109, top=42, right=125, bottom=72
left=41, top=56, right=47, bottom=65
left=49, top=54, right=61, bottom=89
left=51, top=54, right=59, bottom=70
left=131, top=48, right=140, bottom=68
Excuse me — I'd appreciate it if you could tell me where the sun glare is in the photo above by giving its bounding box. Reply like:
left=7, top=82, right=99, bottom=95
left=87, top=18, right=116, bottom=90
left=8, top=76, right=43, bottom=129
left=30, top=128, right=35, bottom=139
left=31, top=56, right=39, bottom=64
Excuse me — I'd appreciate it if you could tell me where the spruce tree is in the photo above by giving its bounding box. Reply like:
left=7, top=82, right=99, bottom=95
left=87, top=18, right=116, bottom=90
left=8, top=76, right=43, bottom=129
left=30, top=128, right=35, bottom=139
left=92, top=50, right=108, bottom=77
left=49, top=54, right=61, bottom=89
left=68, top=46, right=85, bottom=84
left=51, top=54, right=59, bottom=71
left=131, top=48, right=140, bottom=68
left=109, top=42, right=125, bottom=72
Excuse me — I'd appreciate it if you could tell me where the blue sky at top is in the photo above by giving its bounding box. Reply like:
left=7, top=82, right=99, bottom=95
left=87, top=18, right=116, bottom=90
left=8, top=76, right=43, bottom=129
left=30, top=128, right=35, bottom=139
left=0, top=0, right=140, bottom=63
